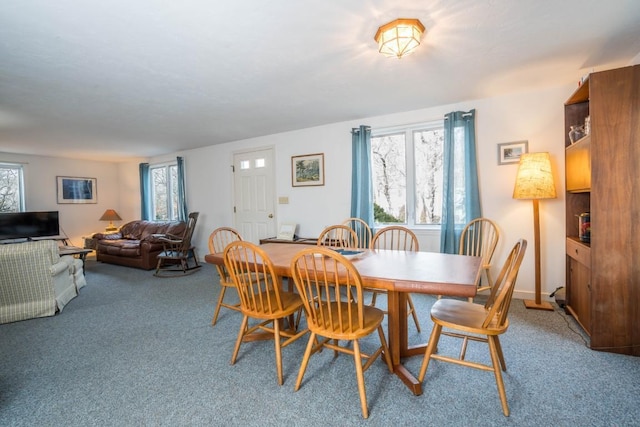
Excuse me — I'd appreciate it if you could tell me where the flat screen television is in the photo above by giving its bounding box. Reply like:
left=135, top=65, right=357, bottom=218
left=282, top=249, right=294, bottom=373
left=0, top=211, right=60, bottom=240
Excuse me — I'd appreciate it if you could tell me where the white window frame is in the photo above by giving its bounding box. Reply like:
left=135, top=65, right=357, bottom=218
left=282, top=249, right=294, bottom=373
left=371, top=120, right=444, bottom=229
left=0, top=162, right=26, bottom=212
left=149, top=162, right=178, bottom=221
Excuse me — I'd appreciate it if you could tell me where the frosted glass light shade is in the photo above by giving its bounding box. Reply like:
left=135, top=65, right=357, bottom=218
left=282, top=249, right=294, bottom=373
left=374, top=18, right=425, bottom=59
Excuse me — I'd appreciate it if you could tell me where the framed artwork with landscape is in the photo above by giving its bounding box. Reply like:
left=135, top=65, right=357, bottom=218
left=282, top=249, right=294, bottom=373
left=497, top=141, right=528, bottom=165
left=56, top=176, right=97, bottom=204
left=291, top=153, right=324, bottom=187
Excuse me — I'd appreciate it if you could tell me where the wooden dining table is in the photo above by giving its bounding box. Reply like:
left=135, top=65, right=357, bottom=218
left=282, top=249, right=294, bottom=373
left=204, top=242, right=482, bottom=396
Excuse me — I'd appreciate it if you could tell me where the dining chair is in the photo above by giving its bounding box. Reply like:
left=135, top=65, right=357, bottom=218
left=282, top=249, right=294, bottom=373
left=223, top=240, right=308, bottom=385
left=209, top=227, right=243, bottom=325
left=369, top=225, right=422, bottom=332
left=342, top=217, right=372, bottom=249
left=459, top=217, right=500, bottom=302
left=317, top=224, right=359, bottom=249
left=417, top=239, right=527, bottom=416
left=154, top=212, right=201, bottom=277
left=290, top=246, right=393, bottom=419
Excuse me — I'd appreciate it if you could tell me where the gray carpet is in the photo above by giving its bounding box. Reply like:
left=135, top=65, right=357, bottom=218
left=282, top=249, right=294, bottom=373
left=1, top=260, right=638, bottom=426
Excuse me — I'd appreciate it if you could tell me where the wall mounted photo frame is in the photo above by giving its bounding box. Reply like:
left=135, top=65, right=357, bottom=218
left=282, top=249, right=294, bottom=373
left=292, top=153, right=324, bottom=187
left=497, top=140, right=528, bottom=165
left=56, top=176, right=97, bottom=204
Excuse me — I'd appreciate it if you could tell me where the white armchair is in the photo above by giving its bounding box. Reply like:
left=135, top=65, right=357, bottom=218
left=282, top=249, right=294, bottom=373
left=0, top=240, right=78, bottom=324
left=61, top=255, right=87, bottom=291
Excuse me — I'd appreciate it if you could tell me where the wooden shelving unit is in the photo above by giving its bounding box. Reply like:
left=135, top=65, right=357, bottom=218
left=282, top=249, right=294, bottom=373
left=563, top=64, right=640, bottom=356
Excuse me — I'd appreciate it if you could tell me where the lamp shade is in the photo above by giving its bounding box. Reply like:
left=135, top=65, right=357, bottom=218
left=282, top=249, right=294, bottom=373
left=99, top=209, right=122, bottom=222
left=513, top=152, right=557, bottom=200
left=374, top=18, right=425, bottom=59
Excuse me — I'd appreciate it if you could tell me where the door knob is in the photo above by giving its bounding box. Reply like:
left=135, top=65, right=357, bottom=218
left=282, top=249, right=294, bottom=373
left=268, top=214, right=273, bottom=218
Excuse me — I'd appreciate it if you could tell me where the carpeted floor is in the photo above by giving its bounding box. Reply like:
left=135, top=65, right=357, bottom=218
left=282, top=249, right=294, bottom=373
left=1, top=260, right=638, bottom=426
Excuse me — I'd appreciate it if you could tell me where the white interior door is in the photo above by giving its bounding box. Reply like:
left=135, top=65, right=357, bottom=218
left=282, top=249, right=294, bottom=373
left=233, top=148, right=276, bottom=243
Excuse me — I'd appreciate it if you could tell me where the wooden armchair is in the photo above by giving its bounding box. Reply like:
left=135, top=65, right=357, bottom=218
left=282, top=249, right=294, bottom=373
left=459, top=217, right=500, bottom=301
left=154, top=212, right=201, bottom=277
left=369, top=226, right=422, bottom=332
left=342, top=217, right=372, bottom=249
left=317, top=224, right=358, bottom=249
left=418, top=239, right=527, bottom=416
left=224, top=241, right=308, bottom=385
left=209, top=227, right=243, bottom=325
left=290, top=246, right=393, bottom=418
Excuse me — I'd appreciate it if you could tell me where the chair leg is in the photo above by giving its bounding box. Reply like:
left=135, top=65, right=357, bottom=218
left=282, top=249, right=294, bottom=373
left=494, top=335, right=507, bottom=371
left=273, top=319, right=284, bottom=386
left=352, top=339, right=369, bottom=419
left=488, top=335, right=510, bottom=416
left=231, top=315, right=248, bottom=365
left=407, top=294, right=421, bottom=332
left=295, top=332, right=316, bottom=391
left=418, top=323, right=442, bottom=382
left=377, top=325, right=393, bottom=372
left=211, top=286, right=228, bottom=326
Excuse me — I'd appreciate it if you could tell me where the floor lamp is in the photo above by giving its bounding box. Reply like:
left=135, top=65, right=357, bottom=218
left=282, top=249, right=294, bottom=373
left=513, top=152, right=556, bottom=311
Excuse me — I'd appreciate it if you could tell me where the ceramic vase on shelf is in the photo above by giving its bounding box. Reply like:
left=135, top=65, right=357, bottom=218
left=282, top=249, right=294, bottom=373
left=569, top=125, right=585, bottom=143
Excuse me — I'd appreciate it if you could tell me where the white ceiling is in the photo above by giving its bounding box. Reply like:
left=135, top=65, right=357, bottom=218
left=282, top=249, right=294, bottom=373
left=1, top=0, right=639, bottom=162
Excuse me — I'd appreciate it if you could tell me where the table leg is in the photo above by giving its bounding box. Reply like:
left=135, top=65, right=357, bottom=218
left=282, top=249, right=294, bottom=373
left=387, top=290, right=423, bottom=395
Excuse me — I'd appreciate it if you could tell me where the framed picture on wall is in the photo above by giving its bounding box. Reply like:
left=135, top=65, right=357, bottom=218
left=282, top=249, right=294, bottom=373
left=497, top=141, right=528, bottom=165
left=291, top=153, right=324, bottom=187
left=56, top=176, right=97, bottom=204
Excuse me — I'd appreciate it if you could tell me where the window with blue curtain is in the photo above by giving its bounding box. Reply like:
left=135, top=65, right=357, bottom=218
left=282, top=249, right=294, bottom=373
left=350, top=125, right=374, bottom=232
left=139, top=157, right=188, bottom=221
left=439, top=109, right=481, bottom=254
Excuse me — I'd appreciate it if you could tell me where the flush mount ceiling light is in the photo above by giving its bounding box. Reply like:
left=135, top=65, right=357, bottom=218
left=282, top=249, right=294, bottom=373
left=374, top=18, right=425, bottom=59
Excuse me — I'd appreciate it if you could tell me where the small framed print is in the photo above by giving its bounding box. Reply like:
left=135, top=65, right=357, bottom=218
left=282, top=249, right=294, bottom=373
left=292, top=153, right=324, bottom=187
left=56, top=176, right=97, bottom=204
left=497, top=141, right=528, bottom=165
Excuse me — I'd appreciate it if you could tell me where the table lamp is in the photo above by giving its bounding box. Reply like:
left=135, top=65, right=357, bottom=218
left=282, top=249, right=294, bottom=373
left=99, top=209, right=122, bottom=232
left=513, top=152, right=556, bottom=310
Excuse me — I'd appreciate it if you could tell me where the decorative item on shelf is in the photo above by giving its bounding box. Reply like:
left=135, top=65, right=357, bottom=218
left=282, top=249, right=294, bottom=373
left=513, top=152, right=557, bottom=311
left=578, top=212, right=590, bottom=243
left=584, top=116, right=591, bottom=135
left=99, top=209, right=122, bottom=232
left=568, top=125, right=585, bottom=144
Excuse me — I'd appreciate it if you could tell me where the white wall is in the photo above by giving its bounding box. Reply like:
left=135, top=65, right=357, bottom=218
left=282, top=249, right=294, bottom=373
left=172, top=82, right=573, bottom=301
left=0, top=152, right=144, bottom=247
left=2, top=81, right=574, bottom=301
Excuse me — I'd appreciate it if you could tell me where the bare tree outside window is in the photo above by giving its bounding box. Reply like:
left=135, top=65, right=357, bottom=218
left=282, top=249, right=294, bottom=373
left=414, top=128, right=444, bottom=224
left=0, top=164, right=25, bottom=212
left=150, top=164, right=178, bottom=221
left=372, top=133, right=406, bottom=223
left=372, top=122, right=444, bottom=226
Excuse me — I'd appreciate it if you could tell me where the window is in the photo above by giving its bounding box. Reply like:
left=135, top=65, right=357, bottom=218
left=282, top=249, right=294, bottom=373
left=0, top=163, right=25, bottom=212
left=371, top=121, right=444, bottom=226
left=150, top=163, right=178, bottom=220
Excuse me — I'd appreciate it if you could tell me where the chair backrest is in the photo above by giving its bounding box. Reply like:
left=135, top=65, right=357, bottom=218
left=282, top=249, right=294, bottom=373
left=209, top=227, right=243, bottom=282
left=370, top=226, right=419, bottom=252
left=223, top=240, right=287, bottom=317
left=176, top=212, right=199, bottom=251
left=459, top=217, right=500, bottom=267
left=209, top=227, right=242, bottom=254
left=317, top=225, right=359, bottom=249
left=290, top=246, right=367, bottom=334
left=483, top=239, right=527, bottom=329
left=342, top=218, right=372, bottom=249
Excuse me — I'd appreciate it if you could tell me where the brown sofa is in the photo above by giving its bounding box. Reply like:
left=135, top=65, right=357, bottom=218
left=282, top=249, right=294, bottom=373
left=94, top=220, right=186, bottom=270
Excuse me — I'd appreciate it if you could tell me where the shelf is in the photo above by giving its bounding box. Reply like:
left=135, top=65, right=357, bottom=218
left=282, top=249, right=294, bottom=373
left=565, top=76, right=590, bottom=105
left=566, top=134, right=590, bottom=148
